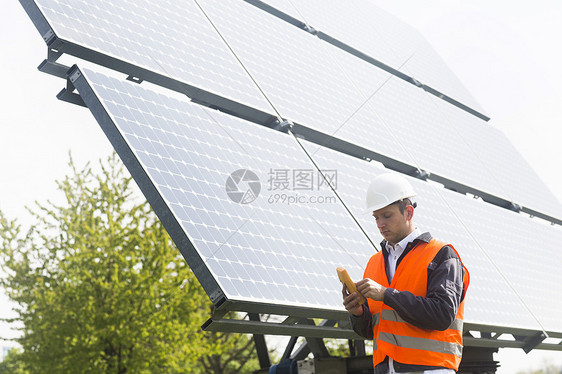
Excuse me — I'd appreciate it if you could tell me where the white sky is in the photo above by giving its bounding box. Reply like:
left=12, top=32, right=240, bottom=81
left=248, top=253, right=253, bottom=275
left=1, top=0, right=562, bottom=371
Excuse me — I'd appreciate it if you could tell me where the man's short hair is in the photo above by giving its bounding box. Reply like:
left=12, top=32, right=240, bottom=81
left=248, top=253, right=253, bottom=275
left=391, top=198, right=416, bottom=214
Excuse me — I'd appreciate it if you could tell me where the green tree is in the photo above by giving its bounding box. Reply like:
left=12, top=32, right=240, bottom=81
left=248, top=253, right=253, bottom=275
left=0, top=154, right=259, bottom=373
left=516, top=359, right=562, bottom=374
left=0, top=348, right=29, bottom=374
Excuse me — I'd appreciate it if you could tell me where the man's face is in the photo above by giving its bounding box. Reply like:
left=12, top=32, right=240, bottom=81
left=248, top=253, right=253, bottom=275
left=372, top=203, right=412, bottom=246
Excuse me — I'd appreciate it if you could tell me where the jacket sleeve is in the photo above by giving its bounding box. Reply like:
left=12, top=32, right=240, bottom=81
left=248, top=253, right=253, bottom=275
left=382, top=245, right=465, bottom=331
left=349, top=303, right=374, bottom=339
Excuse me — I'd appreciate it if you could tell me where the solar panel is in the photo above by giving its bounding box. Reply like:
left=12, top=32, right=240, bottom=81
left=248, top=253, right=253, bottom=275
left=305, top=75, right=506, bottom=194
left=442, top=187, right=562, bottom=333
left=22, top=0, right=275, bottom=118
left=304, top=75, right=562, bottom=222
left=298, top=139, right=544, bottom=331
left=431, top=94, right=562, bottom=220
left=71, top=66, right=379, bottom=313
left=253, top=0, right=486, bottom=116
left=196, top=0, right=397, bottom=137
left=23, top=0, right=560, bottom=222
left=18, top=0, right=562, bottom=348
left=75, top=65, right=551, bottom=332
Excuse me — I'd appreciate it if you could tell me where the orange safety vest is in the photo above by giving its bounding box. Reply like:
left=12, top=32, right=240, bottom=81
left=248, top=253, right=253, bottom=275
left=364, top=238, right=470, bottom=370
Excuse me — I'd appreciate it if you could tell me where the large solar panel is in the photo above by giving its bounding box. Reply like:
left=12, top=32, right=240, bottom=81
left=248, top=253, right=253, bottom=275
left=21, top=0, right=275, bottom=118
left=73, top=66, right=559, bottom=334
left=71, top=66, right=378, bottom=313
left=21, top=0, right=561, bottom=223
left=18, top=0, right=562, bottom=350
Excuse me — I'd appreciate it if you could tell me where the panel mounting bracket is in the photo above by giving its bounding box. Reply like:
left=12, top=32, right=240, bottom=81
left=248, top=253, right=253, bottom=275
left=42, top=29, right=56, bottom=45
left=56, top=69, right=86, bottom=107
left=38, top=47, right=70, bottom=79
left=522, top=331, right=548, bottom=353
left=412, top=169, right=430, bottom=180
left=273, top=119, right=294, bottom=133
left=202, top=309, right=359, bottom=339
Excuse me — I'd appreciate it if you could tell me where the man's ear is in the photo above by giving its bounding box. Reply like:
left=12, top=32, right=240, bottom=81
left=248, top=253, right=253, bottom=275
left=406, top=205, right=414, bottom=221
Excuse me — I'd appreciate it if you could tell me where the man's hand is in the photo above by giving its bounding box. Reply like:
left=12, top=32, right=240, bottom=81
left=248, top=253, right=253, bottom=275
left=342, top=283, right=363, bottom=316
left=356, top=278, right=387, bottom=301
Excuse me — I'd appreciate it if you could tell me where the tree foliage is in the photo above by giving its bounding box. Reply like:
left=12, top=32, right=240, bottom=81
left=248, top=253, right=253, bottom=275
left=0, top=348, right=29, bottom=374
left=516, top=360, right=562, bottom=374
left=0, top=154, right=259, bottom=373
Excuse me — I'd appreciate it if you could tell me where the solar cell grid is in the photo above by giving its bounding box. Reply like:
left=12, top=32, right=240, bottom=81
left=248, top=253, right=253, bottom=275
left=254, top=0, right=486, bottom=114
left=443, top=188, right=562, bottom=332
left=196, top=0, right=399, bottom=136
left=431, top=94, right=562, bottom=220
left=32, top=0, right=274, bottom=114
left=335, top=76, right=506, bottom=197
left=78, top=67, right=376, bottom=311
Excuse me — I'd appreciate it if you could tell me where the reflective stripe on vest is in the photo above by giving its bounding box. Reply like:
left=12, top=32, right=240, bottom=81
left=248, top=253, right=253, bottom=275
left=372, top=313, right=380, bottom=351
left=381, top=309, right=463, bottom=332
left=379, top=332, right=463, bottom=357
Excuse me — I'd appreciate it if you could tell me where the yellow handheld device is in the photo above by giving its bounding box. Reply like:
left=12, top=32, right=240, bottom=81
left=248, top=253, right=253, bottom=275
left=336, top=267, right=365, bottom=304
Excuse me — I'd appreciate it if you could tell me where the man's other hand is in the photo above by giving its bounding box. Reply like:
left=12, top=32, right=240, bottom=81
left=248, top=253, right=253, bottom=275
left=356, top=278, right=386, bottom=301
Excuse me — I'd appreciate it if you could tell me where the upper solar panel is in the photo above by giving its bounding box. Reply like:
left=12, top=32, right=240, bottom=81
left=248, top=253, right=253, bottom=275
left=22, top=0, right=561, bottom=221
left=252, top=0, right=486, bottom=116
left=22, top=0, right=275, bottom=116
left=72, top=66, right=377, bottom=312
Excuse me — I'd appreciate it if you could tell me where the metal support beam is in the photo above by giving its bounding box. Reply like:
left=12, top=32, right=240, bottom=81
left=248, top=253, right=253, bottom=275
left=282, top=336, right=299, bottom=360
left=348, top=339, right=366, bottom=357
left=202, top=316, right=360, bottom=339
left=248, top=313, right=271, bottom=369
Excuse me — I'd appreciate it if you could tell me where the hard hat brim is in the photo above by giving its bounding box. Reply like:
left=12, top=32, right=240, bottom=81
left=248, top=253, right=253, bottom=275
left=363, top=194, right=417, bottom=215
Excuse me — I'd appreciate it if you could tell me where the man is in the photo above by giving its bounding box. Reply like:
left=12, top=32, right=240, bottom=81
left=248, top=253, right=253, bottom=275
left=342, top=173, right=469, bottom=373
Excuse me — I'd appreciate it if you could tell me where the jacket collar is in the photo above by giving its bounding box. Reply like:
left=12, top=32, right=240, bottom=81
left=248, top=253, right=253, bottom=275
left=380, top=231, right=432, bottom=253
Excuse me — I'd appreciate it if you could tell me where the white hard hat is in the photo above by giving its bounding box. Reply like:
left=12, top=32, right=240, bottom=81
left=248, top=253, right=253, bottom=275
left=365, top=173, right=416, bottom=213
